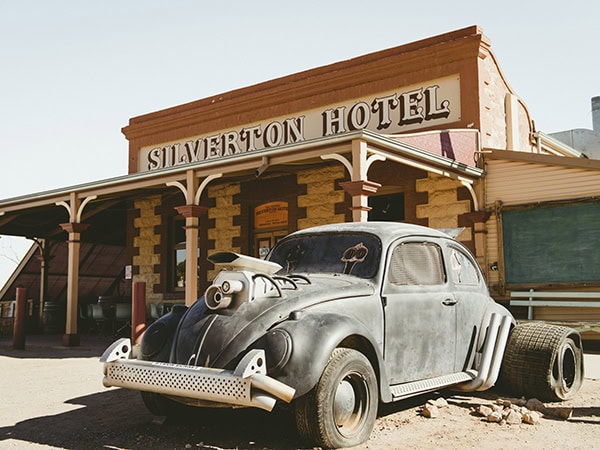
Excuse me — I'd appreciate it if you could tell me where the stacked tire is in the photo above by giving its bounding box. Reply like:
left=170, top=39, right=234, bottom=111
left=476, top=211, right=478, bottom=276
left=500, top=322, right=583, bottom=401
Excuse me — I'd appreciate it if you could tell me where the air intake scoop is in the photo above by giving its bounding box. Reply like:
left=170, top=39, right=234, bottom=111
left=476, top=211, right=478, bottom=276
left=208, top=251, right=282, bottom=275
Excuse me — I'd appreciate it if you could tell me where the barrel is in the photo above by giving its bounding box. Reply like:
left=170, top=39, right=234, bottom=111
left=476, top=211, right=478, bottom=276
left=42, top=301, right=65, bottom=333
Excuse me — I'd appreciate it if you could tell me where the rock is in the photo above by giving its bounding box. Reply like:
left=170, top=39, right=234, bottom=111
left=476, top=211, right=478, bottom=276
left=505, top=409, right=522, bottom=425
left=428, top=397, right=449, bottom=408
left=487, top=411, right=503, bottom=423
left=491, top=403, right=504, bottom=413
left=496, top=398, right=512, bottom=407
left=422, top=404, right=440, bottom=418
left=556, top=407, right=573, bottom=419
left=476, top=405, right=493, bottom=417
left=151, top=416, right=167, bottom=426
left=525, top=398, right=546, bottom=413
left=546, top=407, right=573, bottom=420
left=515, top=397, right=528, bottom=407
left=498, top=397, right=527, bottom=407
left=522, top=410, right=541, bottom=425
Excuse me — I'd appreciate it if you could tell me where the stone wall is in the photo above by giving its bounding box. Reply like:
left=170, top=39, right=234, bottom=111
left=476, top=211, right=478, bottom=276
left=206, top=182, right=241, bottom=281
left=132, top=196, right=162, bottom=302
left=416, top=173, right=472, bottom=241
left=297, top=165, right=346, bottom=229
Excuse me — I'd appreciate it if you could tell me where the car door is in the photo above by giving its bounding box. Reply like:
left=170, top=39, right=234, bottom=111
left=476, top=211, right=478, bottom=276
left=382, top=239, right=457, bottom=384
left=444, top=243, right=491, bottom=371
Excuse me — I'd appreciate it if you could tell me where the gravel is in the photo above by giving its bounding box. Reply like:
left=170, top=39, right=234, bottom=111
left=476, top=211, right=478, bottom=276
left=1, top=334, right=599, bottom=449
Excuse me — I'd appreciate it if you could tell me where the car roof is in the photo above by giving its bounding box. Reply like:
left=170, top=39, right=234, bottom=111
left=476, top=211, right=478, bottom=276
left=286, top=222, right=456, bottom=243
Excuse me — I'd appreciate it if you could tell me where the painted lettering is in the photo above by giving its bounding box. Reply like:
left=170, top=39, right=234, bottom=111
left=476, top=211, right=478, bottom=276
left=147, top=148, right=161, bottom=170
left=206, top=135, right=221, bottom=158
left=424, top=85, right=451, bottom=120
left=264, top=121, right=284, bottom=147
left=182, top=139, right=203, bottom=163
left=142, top=77, right=458, bottom=171
left=222, top=131, right=241, bottom=156
left=348, top=102, right=371, bottom=131
left=240, top=125, right=262, bottom=151
left=322, top=107, right=346, bottom=136
left=399, top=88, right=424, bottom=125
left=284, top=116, right=305, bottom=144
left=371, top=94, right=398, bottom=130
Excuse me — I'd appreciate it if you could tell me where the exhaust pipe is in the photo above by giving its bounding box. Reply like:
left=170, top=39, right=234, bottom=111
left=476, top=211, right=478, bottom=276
left=456, top=313, right=512, bottom=392
left=478, top=314, right=512, bottom=391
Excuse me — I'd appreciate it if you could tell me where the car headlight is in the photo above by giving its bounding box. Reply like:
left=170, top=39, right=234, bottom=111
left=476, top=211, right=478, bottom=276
left=260, top=328, right=293, bottom=374
left=140, top=320, right=170, bottom=360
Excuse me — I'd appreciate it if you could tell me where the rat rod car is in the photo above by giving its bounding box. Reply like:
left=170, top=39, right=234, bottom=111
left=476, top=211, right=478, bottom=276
left=101, top=222, right=583, bottom=448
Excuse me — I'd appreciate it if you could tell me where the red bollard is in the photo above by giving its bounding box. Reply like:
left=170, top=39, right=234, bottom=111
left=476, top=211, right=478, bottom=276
left=131, top=281, right=146, bottom=345
left=12, top=287, right=26, bottom=350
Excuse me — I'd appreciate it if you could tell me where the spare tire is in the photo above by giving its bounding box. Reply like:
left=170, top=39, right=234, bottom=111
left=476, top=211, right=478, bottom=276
left=500, top=322, right=583, bottom=401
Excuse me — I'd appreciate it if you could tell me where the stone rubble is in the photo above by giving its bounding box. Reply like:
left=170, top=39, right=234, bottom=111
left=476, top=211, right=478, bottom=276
left=419, top=395, right=573, bottom=426
left=418, top=397, right=448, bottom=419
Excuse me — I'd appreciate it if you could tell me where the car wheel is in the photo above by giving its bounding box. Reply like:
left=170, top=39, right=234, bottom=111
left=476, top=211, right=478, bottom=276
left=141, top=391, right=189, bottom=417
left=500, top=322, right=583, bottom=401
left=294, top=348, right=378, bottom=448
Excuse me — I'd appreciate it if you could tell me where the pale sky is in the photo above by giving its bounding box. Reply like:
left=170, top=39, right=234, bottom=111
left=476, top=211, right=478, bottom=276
left=0, top=0, right=598, bottom=285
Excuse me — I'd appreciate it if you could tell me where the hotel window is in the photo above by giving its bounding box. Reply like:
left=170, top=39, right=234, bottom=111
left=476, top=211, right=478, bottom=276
left=368, top=193, right=405, bottom=222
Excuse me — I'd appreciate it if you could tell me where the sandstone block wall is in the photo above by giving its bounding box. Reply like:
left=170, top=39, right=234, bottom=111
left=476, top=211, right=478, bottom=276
left=297, top=165, right=346, bottom=229
left=416, top=173, right=472, bottom=241
left=206, top=182, right=241, bottom=281
left=132, top=196, right=162, bottom=302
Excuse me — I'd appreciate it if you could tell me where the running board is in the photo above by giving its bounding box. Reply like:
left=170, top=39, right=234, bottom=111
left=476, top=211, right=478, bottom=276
left=390, top=371, right=476, bottom=401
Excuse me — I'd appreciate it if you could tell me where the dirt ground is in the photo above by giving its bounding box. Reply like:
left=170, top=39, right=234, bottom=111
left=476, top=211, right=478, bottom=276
left=0, top=335, right=599, bottom=450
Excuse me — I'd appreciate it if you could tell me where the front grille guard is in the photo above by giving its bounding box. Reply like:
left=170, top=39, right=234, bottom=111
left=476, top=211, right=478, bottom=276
left=100, top=338, right=295, bottom=411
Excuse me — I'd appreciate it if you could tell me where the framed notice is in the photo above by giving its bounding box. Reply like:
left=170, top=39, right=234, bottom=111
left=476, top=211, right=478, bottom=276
left=254, top=201, right=288, bottom=229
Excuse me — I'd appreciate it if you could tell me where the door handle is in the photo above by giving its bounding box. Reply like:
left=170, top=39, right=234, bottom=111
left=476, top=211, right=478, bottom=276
left=442, top=298, right=457, bottom=306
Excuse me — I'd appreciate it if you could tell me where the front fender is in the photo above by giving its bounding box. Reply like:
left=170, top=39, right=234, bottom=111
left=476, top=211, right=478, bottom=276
left=140, top=305, right=188, bottom=362
left=272, top=312, right=388, bottom=399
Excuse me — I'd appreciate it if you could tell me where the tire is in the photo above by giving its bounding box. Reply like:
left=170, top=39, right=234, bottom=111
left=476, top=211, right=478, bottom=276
left=141, top=391, right=189, bottom=417
left=499, top=323, right=583, bottom=401
left=294, top=348, right=378, bottom=449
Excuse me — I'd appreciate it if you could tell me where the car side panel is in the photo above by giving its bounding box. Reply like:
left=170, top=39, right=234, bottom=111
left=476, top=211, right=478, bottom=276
left=272, top=311, right=388, bottom=399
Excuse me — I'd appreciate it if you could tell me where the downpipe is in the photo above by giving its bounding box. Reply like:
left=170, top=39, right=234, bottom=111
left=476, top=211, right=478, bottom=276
left=456, top=313, right=511, bottom=391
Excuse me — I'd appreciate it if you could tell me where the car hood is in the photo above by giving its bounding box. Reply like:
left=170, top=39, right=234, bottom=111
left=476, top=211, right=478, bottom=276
left=171, top=274, right=375, bottom=368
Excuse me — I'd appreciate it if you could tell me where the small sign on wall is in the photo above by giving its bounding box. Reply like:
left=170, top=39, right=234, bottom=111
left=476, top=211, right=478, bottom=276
left=254, top=201, right=288, bottom=229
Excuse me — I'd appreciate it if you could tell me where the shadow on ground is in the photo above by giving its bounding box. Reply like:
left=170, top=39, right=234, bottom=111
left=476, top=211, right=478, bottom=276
left=0, top=333, right=115, bottom=359
left=0, top=387, right=309, bottom=449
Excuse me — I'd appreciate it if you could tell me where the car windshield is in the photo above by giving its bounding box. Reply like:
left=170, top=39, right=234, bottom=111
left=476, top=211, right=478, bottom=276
left=268, top=232, right=382, bottom=279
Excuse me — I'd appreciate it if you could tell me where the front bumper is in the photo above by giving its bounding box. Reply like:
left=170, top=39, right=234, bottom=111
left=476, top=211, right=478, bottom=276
left=100, top=338, right=295, bottom=411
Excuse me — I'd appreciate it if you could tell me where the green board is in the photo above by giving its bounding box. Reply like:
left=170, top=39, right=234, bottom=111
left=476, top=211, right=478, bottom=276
left=502, top=202, right=600, bottom=284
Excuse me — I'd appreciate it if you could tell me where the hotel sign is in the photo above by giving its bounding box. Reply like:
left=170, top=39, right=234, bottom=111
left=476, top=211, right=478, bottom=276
left=140, top=75, right=460, bottom=172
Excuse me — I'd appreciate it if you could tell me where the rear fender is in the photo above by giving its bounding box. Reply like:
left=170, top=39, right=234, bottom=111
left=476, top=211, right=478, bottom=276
left=272, top=312, right=389, bottom=400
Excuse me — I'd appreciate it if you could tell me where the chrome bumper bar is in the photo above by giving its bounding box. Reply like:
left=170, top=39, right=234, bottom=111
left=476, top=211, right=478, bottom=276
left=100, top=338, right=295, bottom=412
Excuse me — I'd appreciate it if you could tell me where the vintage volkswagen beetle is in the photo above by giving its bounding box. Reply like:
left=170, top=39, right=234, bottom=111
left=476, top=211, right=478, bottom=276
left=101, top=222, right=583, bottom=448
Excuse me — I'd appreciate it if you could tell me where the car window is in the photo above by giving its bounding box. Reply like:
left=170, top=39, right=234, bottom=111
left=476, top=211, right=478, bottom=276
left=449, top=247, right=480, bottom=285
left=268, top=232, right=382, bottom=279
left=388, top=242, right=445, bottom=285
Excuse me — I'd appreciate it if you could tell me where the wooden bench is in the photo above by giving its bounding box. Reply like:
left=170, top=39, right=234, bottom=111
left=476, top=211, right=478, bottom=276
left=510, top=290, right=600, bottom=335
